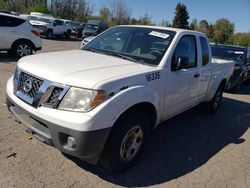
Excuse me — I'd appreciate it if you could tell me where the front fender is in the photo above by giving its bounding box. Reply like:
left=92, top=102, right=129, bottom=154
left=110, top=85, right=160, bottom=123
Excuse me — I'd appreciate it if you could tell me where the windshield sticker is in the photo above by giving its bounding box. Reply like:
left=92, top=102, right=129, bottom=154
left=149, top=31, right=169, bottom=39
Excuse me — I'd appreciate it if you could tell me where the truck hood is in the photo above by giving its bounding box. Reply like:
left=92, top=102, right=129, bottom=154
left=18, top=50, right=153, bottom=89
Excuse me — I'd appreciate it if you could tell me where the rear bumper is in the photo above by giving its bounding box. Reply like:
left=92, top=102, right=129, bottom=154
left=6, top=95, right=111, bottom=164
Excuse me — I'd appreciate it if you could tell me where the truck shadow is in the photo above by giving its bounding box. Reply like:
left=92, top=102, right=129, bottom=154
left=66, top=93, right=250, bottom=187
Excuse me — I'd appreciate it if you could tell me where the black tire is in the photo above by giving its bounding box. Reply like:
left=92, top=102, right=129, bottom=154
left=65, top=30, right=71, bottom=39
left=100, top=112, right=149, bottom=173
left=46, top=29, right=53, bottom=39
left=12, top=41, right=33, bottom=58
left=202, top=84, right=224, bottom=114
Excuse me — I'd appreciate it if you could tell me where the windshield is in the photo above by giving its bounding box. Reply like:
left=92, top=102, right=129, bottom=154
left=84, top=24, right=99, bottom=32
left=83, top=26, right=176, bottom=66
left=31, top=17, right=53, bottom=23
left=211, top=45, right=245, bottom=62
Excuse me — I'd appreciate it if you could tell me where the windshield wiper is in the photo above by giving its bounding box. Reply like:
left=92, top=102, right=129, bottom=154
left=84, top=48, right=146, bottom=64
left=83, top=48, right=107, bottom=55
left=106, top=52, right=144, bottom=63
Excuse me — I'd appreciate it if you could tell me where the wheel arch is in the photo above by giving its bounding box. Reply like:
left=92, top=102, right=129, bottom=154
left=114, top=102, right=158, bottom=133
left=11, top=38, right=36, bottom=51
left=220, top=78, right=227, bottom=91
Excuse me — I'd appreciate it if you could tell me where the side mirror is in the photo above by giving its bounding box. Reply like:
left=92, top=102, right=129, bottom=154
left=53, top=22, right=57, bottom=27
left=172, top=56, right=189, bottom=71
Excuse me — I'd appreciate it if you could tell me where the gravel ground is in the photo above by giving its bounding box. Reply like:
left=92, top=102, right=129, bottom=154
left=0, top=38, right=249, bottom=188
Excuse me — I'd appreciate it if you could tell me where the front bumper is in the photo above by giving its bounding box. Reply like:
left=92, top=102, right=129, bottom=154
left=35, top=47, right=42, bottom=51
left=6, top=96, right=111, bottom=164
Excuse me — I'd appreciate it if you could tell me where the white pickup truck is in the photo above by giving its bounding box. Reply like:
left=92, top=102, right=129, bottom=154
left=6, top=26, right=234, bottom=172
left=30, top=17, right=72, bottom=39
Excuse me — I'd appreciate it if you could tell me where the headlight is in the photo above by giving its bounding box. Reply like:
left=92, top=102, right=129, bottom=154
left=58, top=87, right=107, bottom=112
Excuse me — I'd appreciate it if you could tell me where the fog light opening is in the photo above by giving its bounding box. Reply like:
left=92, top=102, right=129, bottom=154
left=67, top=136, right=77, bottom=149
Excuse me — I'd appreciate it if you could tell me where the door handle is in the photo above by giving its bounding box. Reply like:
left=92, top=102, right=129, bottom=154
left=194, top=73, right=200, bottom=78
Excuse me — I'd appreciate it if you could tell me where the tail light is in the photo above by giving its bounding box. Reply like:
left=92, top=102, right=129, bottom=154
left=31, top=30, right=40, bottom=37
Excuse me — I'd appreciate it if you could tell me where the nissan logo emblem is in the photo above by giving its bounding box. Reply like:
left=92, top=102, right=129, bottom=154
left=23, top=78, right=33, bottom=93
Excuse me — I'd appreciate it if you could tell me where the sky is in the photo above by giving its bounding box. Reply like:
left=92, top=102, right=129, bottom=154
left=89, top=0, right=250, bottom=33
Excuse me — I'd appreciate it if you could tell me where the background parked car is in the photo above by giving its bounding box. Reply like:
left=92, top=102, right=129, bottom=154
left=82, top=20, right=108, bottom=39
left=80, top=36, right=95, bottom=48
left=0, top=10, right=20, bottom=16
left=30, top=17, right=72, bottom=39
left=0, top=12, right=42, bottom=58
left=211, top=44, right=249, bottom=92
left=72, top=23, right=85, bottom=38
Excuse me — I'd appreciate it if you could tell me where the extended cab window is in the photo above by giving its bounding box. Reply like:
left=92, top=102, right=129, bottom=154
left=200, top=36, right=209, bottom=66
left=171, top=35, right=197, bottom=70
left=0, top=15, right=25, bottom=27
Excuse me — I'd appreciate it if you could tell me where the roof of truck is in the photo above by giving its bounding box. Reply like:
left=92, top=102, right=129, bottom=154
left=115, top=25, right=205, bottom=35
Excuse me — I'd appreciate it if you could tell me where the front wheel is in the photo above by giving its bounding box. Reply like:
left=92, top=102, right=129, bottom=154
left=65, top=30, right=71, bottom=38
left=100, top=112, right=149, bottom=173
left=12, top=41, right=33, bottom=58
left=46, top=30, right=53, bottom=39
left=202, top=85, right=224, bottom=114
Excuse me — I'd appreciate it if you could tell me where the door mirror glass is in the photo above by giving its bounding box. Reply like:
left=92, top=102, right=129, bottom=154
left=172, top=56, right=189, bottom=71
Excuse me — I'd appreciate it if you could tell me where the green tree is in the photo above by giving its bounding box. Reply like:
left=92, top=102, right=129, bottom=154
left=197, top=19, right=209, bottom=33
left=189, top=18, right=197, bottom=30
left=99, top=6, right=111, bottom=21
left=172, top=3, right=189, bottom=29
left=108, top=0, right=131, bottom=25
left=207, top=23, right=215, bottom=40
left=137, top=13, right=152, bottom=25
left=213, top=18, right=234, bottom=44
left=0, top=0, right=5, bottom=9
left=229, top=32, right=250, bottom=46
left=161, top=19, right=171, bottom=27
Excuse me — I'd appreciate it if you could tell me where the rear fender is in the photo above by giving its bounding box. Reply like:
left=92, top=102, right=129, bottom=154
left=204, top=71, right=229, bottom=102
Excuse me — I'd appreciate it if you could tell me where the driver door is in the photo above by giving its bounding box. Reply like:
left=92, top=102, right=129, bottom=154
left=53, top=20, right=63, bottom=35
left=163, top=35, right=201, bottom=118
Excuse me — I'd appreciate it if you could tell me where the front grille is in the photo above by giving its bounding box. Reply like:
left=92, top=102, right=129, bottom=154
left=32, top=25, right=43, bottom=30
left=45, top=87, right=64, bottom=107
left=18, top=72, right=43, bottom=98
left=14, top=70, right=69, bottom=108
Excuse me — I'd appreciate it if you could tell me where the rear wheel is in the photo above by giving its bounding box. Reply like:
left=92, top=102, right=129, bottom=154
left=202, top=84, right=224, bottom=114
left=12, top=41, right=33, bottom=58
left=46, top=30, right=53, bottom=39
left=100, top=112, right=149, bottom=173
left=65, top=30, right=71, bottom=38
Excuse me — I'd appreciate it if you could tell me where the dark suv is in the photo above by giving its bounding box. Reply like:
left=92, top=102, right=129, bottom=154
left=82, top=20, right=108, bottom=39
left=211, top=44, right=250, bottom=92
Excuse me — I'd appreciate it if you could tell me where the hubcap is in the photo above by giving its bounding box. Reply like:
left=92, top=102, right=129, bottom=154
left=17, top=44, right=31, bottom=57
left=120, top=125, right=144, bottom=162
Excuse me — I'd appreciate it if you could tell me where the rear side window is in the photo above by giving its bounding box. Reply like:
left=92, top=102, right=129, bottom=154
left=200, top=37, right=209, bottom=66
left=0, top=15, right=25, bottom=27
